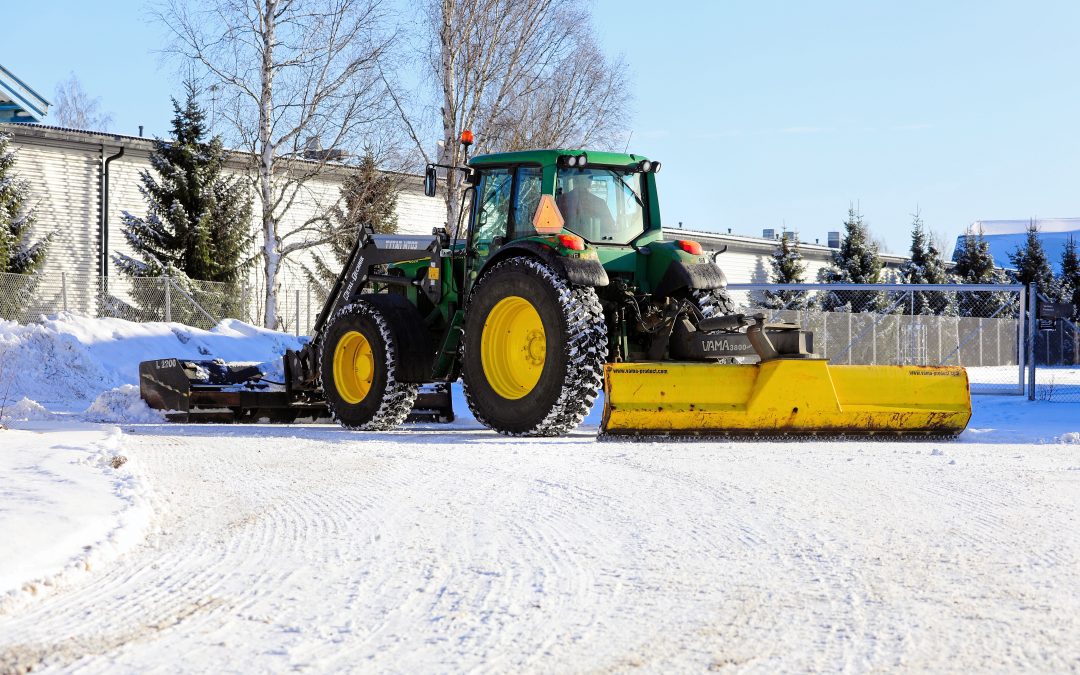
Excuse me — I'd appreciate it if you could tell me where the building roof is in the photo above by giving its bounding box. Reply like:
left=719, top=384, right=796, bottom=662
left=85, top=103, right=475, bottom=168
left=0, top=64, right=50, bottom=123
left=0, top=121, right=425, bottom=181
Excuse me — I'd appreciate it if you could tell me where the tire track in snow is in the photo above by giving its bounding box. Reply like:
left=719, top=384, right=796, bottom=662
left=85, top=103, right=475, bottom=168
left=0, top=430, right=1078, bottom=673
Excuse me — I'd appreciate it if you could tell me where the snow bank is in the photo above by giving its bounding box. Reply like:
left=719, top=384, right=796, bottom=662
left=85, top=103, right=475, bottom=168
left=0, top=314, right=305, bottom=413
left=83, top=385, right=166, bottom=424
left=0, top=397, right=54, bottom=423
left=0, top=423, right=152, bottom=613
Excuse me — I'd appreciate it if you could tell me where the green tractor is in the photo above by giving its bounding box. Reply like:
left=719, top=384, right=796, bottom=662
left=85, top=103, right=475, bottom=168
left=140, top=143, right=972, bottom=437
left=303, top=146, right=735, bottom=436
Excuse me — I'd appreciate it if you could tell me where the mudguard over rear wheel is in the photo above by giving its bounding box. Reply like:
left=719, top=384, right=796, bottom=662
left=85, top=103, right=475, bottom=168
left=462, top=257, right=607, bottom=436
left=319, top=301, right=419, bottom=430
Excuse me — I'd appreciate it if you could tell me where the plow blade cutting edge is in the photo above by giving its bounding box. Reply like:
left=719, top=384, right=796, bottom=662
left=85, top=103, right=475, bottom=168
left=601, top=360, right=972, bottom=437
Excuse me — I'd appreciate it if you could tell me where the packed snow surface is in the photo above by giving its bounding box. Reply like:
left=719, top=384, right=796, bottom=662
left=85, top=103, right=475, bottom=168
left=2, top=315, right=1080, bottom=671
left=1, top=423, right=1079, bottom=672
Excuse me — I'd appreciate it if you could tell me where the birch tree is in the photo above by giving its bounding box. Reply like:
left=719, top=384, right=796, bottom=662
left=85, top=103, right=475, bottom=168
left=388, top=0, right=631, bottom=232
left=159, top=0, right=394, bottom=327
left=52, top=73, right=113, bottom=131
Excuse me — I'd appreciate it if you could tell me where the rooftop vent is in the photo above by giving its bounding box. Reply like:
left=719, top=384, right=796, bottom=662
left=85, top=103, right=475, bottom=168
left=303, top=136, right=347, bottom=162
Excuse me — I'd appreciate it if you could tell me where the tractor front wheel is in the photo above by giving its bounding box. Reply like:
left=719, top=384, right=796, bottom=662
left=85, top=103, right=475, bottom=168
left=462, top=257, right=607, bottom=436
left=319, top=301, right=419, bottom=430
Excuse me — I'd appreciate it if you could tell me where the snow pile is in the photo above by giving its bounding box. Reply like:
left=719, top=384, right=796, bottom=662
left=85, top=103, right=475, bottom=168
left=83, top=385, right=166, bottom=424
left=0, top=313, right=305, bottom=413
left=0, top=397, right=54, bottom=423
left=0, top=423, right=152, bottom=614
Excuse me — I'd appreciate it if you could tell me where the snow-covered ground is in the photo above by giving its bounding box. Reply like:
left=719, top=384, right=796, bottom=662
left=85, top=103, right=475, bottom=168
left=1, top=315, right=1079, bottom=672
left=0, top=424, right=150, bottom=615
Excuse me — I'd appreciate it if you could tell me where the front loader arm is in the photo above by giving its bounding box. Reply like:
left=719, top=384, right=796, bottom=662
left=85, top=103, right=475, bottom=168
left=287, top=227, right=440, bottom=393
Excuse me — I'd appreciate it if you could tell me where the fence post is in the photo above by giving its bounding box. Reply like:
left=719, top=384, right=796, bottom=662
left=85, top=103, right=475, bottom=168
left=295, top=289, right=300, bottom=337
left=165, top=277, right=172, bottom=323
left=1027, top=283, right=1037, bottom=400
left=61, top=272, right=68, bottom=313
left=871, top=315, right=877, bottom=365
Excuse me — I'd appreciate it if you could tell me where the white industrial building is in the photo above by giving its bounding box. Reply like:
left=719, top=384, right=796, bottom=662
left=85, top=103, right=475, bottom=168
left=1, top=63, right=918, bottom=328
left=2, top=121, right=446, bottom=322
left=661, top=227, right=910, bottom=284
left=3, top=119, right=908, bottom=321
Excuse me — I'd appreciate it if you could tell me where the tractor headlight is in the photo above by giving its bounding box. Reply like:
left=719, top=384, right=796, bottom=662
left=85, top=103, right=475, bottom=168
left=577, top=152, right=588, bottom=168
left=651, top=161, right=661, bottom=173
left=565, top=155, right=578, bottom=167
left=638, top=159, right=652, bottom=173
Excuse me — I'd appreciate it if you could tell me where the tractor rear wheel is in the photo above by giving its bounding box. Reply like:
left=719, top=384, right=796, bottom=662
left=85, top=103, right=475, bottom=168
left=462, top=257, right=607, bottom=436
left=319, top=301, right=419, bottom=430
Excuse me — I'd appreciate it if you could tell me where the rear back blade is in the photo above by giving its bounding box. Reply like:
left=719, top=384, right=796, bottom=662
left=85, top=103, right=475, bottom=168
left=601, top=360, right=972, bottom=437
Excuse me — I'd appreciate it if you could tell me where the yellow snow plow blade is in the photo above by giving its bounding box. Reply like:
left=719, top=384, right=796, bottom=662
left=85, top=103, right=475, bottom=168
left=602, top=360, right=971, bottom=437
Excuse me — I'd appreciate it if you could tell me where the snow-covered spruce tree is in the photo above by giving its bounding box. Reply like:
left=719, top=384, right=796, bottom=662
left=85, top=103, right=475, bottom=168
left=114, top=83, right=253, bottom=322
left=0, top=132, right=52, bottom=320
left=304, top=153, right=400, bottom=295
left=898, top=211, right=954, bottom=315
left=762, top=233, right=811, bottom=310
left=0, top=133, right=50, bottom=275
left=953, top=229, right=1016, bottom=318
left=818, top=206, right=883, bottom=313
left=1059, top=235, right=1080, bottom=320
left=1008, top=220, right=1057, bottom=298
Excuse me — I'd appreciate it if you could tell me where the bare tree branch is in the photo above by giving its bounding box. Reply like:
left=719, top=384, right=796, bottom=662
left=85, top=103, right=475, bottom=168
left=157, top=0, right=396, bottom=328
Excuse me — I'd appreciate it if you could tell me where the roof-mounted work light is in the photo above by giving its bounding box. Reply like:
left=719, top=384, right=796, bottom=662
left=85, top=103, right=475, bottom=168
left=559, top=152, right=588, bottom=169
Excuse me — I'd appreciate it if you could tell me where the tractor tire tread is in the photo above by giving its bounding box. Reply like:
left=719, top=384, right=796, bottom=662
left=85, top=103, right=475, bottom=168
left=319, top=301, right=419, bottom=431
left=463, top=257, right=607, bottom=437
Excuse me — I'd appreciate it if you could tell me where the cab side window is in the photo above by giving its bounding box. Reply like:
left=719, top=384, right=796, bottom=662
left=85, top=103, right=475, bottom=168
left=472, top=168, right=512, bottom=245
left=512, top=166, right=543, bottom=238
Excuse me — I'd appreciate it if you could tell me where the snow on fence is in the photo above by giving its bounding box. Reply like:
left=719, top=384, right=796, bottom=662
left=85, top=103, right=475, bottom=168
left=727, top=283, right=1027, bottom=395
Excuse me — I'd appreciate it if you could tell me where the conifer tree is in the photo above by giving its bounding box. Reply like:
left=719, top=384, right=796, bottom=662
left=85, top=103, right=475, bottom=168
left=305, top=153, right=400, bottom=293
left=953, top=229, right=1016, bottom=318
left=0, top=132, right=51, bottom=275
left=898, top=211, right=953, bottom=315
left=1059, top=235, right=1080, bottom=319
left=115, top=82, right=253, bottom=285
left=818, top=205, right=883, bottom=312
left=762, top=232, right=811, bottom=310
left=1008, top=220, right=1057, bottom=296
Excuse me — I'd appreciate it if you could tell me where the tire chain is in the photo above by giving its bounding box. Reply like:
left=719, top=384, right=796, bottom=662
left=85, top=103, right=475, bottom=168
left=319, top=301, right=419, bottom=431
left=463, top=257, right=608, bottom=437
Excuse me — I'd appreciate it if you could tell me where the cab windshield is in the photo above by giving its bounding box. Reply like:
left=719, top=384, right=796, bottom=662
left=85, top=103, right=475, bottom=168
left=555, top=167, right=646, bottom=245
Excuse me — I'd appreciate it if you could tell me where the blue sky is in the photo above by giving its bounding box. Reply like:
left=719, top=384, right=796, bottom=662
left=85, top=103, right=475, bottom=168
left=6, top=1, right=1080, bottom=254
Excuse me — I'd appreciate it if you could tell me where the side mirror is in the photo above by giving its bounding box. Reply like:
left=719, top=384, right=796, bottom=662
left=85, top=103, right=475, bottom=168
left=464, top=167, right=480, bottom=186
left=423, top=164, right=437, bottom=197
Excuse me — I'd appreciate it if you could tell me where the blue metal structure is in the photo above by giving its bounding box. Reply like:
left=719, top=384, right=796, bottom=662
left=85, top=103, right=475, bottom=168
left=0, top=64, right=49, bottom=123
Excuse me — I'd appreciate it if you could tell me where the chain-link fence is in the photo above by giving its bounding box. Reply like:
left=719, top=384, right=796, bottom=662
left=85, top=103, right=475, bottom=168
left=1, top=270, right=325, bottom=335
left=1029, top=288, right=1080, bottom=401
left=726, top=283, right=1027, bottom=395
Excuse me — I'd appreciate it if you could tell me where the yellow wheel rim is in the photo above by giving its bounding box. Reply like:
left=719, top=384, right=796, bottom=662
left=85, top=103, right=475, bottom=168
left=481, top=296, right=547, bottom=400
left=333, top=330, right=375, bottom=404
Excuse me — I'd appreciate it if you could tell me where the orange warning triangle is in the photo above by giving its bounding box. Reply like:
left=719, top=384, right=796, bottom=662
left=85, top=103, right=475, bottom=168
left=532, top=194, right=565, bottom=234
